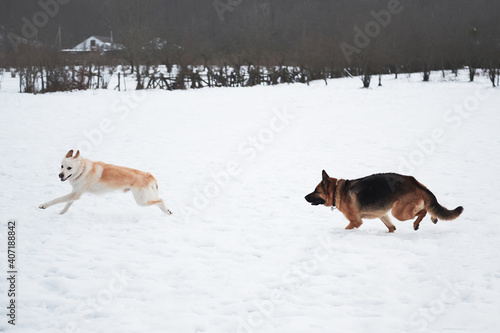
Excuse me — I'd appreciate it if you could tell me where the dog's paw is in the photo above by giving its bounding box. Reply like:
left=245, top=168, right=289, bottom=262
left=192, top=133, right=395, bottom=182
left=39, top=203, right=48, bottom=209
left=167, top=210, right=172, bottom=215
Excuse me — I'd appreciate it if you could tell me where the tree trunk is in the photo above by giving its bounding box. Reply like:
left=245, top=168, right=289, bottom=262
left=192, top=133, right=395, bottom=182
left=362, top=74, right=371, bottom=88
left=489, top=68, right=497, bottom=87
left=423, top=63, right=430, bottom=82
left=135, top=64, right=143, bottom=90
left=468, top=66, right=476, bottom=82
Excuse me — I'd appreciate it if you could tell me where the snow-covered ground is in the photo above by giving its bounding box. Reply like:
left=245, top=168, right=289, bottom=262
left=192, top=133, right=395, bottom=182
left=1, top=71, right=499, bottom=333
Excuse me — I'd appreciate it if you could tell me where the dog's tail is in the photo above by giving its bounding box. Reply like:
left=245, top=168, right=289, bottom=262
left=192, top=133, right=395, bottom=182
left=423, top=188, right=463, bottom=221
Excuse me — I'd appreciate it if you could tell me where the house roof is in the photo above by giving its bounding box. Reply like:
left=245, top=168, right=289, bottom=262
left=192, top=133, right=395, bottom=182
left=92, top=36, right=113, bottom=43
left=62, top=35, right=122, bottom=52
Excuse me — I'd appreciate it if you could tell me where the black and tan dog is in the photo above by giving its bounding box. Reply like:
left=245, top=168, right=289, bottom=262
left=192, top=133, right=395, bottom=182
left=305, top=170, right=463, bottom=232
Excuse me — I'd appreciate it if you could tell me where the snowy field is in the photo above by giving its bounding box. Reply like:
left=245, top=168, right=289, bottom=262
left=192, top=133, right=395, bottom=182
left=1, top=71, right=500, bottom=333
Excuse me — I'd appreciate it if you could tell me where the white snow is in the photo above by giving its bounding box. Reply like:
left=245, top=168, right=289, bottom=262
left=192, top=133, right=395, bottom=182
left=1, top=71, right=500, bottom=333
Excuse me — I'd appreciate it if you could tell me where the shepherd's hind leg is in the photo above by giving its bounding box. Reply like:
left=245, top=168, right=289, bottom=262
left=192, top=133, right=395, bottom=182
left=380, top=214, right=396, bottom=233
left=413, top=209, right=427, bottom=231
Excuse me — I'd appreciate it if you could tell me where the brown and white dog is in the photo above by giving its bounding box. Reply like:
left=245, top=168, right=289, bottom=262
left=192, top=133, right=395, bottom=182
left=305, top=170, right=463, bottom=232
left=39, top=150, right=172, bottom=215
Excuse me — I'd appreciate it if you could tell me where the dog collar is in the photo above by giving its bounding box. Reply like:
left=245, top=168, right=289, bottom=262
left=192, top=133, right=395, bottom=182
left=73, top=164, right=85, bottom=181
left=332, top=179, right=342, bottom=210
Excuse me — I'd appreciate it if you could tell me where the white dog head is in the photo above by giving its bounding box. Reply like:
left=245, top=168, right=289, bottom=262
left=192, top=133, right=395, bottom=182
left=59, top=150, right=82, bottom=182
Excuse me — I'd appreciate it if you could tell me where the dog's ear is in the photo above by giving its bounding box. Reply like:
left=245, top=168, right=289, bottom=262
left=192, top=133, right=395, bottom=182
left=73, top=150, right=80, bottom=159
left=66, top=150, right=74, bottom=158
left=322, top=170, right=330, bottom=183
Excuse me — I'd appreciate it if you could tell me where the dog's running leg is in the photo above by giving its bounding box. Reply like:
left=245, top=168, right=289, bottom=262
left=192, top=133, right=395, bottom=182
left=142, top=197, right=172, bottom=215
left=345, top=217, right=363, bottom=230
left=39, top=192, right=79, bottom=210
left=59, top=201, right=76, bottom=215
left=155, top=199, right=172, bottom=215
left=379, top=214, right=396, bottom=233
left=413, top=209, right=427, bottom=231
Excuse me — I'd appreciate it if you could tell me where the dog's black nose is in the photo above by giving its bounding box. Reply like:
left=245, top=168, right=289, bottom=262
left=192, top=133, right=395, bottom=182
left=59, top=173, right=64, bottom=179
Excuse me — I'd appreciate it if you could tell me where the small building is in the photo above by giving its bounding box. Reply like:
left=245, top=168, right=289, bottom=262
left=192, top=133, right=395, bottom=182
left=63, top=35, right=122, bottom=53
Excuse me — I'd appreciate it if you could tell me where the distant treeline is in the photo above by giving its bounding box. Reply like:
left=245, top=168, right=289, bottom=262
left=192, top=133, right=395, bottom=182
left=1, top=0, right=499, bottom=91
left=12, top=61, right=340, bottom=94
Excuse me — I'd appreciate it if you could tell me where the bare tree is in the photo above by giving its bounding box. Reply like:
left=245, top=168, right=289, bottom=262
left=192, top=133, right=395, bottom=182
left=107, top=0, right=161, bottom=89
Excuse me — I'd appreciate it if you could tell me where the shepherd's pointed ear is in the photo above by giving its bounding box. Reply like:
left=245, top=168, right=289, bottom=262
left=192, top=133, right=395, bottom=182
left=73, top=150, right=80, bottom=159
left=66, top=150, right=74, bottom=158
left=322, top=170, right=330, bottom=182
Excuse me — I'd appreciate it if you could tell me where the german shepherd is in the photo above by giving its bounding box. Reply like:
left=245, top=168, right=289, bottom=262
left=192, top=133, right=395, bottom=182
left=305, top=170, right=463, bottom=232
left=39, top=150, right=172, bottom=215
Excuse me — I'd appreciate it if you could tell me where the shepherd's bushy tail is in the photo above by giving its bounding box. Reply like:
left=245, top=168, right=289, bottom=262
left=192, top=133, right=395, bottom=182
left=424, top=189, right=463, bottom=220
